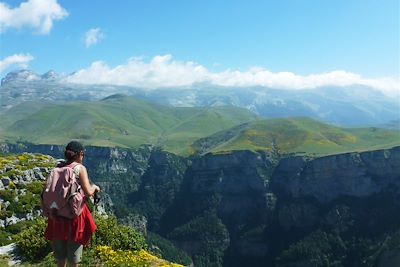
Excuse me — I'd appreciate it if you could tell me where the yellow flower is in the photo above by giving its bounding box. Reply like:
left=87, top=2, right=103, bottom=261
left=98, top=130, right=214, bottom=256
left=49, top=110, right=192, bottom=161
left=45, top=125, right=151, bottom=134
left=95, top=246, right=184, bottom=267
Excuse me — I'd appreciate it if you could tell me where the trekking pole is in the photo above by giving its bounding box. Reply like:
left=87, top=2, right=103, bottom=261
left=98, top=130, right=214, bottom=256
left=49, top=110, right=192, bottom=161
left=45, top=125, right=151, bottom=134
left=91, top=190, right=101, bottom=246
left=93, top=191, right=100, bottom=213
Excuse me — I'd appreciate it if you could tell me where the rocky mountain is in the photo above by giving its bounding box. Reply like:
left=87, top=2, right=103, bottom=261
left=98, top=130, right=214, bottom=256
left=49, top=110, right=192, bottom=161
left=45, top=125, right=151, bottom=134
left=1, top=70, right=64, bottom=85
left=40, top=70, right=61, bottom=81
left=2, top=142, right=400, bottom=266
left=139, top=85, right=400, bottom=128
left=0, top=70, right=142, bottom=111
left=1, top=69, right=399, bottom=127
left=1, top=70, right=41, bottom=85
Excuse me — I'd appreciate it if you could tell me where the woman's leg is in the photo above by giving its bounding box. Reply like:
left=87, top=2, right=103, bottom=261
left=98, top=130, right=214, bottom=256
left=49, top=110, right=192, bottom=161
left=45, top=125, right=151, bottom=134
left=52, top=240, right=67, bottom=267
left=67, top=241, right=83, bottom=266
left=57, top=259, right=66, bottom=267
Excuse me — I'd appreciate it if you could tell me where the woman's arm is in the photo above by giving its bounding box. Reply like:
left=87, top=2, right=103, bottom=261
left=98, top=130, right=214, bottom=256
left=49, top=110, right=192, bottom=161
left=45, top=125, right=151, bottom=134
left=78, top=165, right=100, bottom=196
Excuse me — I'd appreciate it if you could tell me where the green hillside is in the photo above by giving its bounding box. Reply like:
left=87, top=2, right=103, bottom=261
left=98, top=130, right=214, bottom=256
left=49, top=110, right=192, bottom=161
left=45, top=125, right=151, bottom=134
left=2, top=96, right=399, bottom=156
left=0, top=95, right=259, bottom=155
left=191, top=117, right=400, bottom=156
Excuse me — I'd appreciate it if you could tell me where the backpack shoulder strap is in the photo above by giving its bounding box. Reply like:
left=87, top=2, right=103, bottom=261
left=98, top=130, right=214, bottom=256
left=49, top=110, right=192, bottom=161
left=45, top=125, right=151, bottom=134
left=66, top=162, right=82, bottom=177
left=73, top=164, right=81, bottom=177
left=67, top=162, right=80, bottom=168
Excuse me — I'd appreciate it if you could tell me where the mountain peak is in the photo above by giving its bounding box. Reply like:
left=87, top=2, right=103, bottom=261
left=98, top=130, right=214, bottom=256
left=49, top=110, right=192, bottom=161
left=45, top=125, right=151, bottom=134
left=1, top=69, right=40, bottom=86
left=1, top=69, right=64, bottom=86
left=41, top=70, right=60, bottom=80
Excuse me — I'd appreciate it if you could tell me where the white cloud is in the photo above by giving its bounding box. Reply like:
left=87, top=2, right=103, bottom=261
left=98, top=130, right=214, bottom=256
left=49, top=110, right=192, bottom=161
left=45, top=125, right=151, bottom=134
left=84, top=28, right=104, bottom=48
left=65, top=54, right=400, bottom=96
left=67, top=55, right=209, bottom=87
left=0, top=0, right=68, bottom=34
left=0, top=53, right=34, bottom=72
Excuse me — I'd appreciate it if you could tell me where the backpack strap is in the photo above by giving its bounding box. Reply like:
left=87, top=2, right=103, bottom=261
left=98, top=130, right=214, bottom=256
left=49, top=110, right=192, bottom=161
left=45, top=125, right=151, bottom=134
left=67, top=162, right=82, bottom=179
left=67, top=162, right=80, bottom=169
left=73, top=165, right=81, bottom=178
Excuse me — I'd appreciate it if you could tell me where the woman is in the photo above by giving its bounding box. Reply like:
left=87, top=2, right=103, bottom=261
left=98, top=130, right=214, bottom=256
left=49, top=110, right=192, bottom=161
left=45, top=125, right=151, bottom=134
left=45, top=141, right=100, bottom=267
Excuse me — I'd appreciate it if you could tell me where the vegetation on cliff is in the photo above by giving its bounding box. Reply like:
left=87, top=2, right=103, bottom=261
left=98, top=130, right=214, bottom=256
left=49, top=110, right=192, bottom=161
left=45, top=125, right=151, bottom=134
left=13, top=215, right=184, bottom=266
left=0, top=153, right=188, bottom=266
left=0, top=153, right=54, bottom=245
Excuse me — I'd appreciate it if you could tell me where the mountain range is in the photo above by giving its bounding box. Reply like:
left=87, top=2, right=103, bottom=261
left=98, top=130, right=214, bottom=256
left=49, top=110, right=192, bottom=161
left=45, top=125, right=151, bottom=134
left=1, top=69, right=399, bottom=128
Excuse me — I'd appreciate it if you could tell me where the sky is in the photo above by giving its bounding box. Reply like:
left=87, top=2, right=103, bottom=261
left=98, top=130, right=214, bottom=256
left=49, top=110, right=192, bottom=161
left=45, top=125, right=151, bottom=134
left=0, top=0, right=399, bottom=93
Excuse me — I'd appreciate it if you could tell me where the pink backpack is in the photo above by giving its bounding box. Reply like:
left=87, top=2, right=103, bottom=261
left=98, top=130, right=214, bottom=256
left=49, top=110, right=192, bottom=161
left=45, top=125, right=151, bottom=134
left=41, top=162, right=85, bottom=219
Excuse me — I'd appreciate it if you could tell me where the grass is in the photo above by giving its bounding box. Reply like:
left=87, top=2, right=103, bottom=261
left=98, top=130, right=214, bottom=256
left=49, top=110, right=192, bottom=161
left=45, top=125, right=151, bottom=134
left=1, top=96, right=399, bottom=156
left=191, top=117, right=400, bottom=156
left=0, top=95, right=258, bottom=155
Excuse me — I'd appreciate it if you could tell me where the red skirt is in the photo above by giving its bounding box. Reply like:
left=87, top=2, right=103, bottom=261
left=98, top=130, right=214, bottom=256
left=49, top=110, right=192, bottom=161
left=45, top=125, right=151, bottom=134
left=44, top=204, right=96, bottom=246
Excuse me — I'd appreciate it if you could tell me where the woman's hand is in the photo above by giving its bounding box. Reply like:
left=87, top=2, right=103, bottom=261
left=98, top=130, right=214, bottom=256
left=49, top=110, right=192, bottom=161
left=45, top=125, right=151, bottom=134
left=93, top=184, right=101, bottom=193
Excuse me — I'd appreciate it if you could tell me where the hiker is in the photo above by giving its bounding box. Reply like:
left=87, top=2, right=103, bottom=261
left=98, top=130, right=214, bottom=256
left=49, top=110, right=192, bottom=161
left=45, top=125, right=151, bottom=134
left=44, top=141, right=100, bottom=267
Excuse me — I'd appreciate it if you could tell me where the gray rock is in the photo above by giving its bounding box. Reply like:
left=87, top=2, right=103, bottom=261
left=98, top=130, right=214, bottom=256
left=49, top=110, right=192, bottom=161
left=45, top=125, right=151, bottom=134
left=1, top=177, right=10, bottom=187
left=0, top=243, right=22, bottom=266
left=5, top=215, right=19, bottom=227
left=119, top=214, right=148, bottom=235
left=25, top=212, right=34, bottom=221
left=22, top=169, right=35, bottom=182
left=271, top=147, right=400, bottom=202
left=33, top=167, right=45, bottom=180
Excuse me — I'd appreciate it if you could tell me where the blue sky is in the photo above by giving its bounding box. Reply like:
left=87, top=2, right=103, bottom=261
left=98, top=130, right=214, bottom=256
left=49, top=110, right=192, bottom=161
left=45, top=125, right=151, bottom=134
left=0, top=0, right=399, bottom=92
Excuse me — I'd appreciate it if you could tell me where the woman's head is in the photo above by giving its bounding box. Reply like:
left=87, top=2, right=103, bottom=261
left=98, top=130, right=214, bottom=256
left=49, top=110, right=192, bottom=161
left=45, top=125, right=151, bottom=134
left=64, top=141, right=85, bottom=162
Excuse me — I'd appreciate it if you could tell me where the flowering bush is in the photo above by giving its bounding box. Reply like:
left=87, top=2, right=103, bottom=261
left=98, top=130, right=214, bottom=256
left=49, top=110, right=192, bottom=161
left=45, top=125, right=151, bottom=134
left=96, top=245, right=183, bottom=267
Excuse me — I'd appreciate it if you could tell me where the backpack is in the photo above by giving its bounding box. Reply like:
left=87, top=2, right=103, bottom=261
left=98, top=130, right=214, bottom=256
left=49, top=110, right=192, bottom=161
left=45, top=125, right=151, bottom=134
left=41, top=162, right=85, bottom=219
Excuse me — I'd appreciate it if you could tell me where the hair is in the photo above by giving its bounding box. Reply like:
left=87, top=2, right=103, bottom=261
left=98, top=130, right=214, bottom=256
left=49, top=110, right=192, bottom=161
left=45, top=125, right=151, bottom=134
left=64, top=150, right=79, bottom=161
left=64, top=141, right=85, bottom=162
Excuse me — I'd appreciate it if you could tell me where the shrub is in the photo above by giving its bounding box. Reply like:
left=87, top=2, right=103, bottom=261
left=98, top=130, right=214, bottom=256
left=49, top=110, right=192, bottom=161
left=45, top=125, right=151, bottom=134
left=0, top=210, right=12, bottom=220
left=8, top=201, right=26, bottom=214
left=14, top=218, right=51, bottom=262
left=96, top=246, right=183, bottom=267
left=146, top=231, right=192, bottom=266
left=0, top=229, right=11, bottom=246
left=26, top=181, right=44, bottom=195
left=276, top=230, right=346, bottom=267
left=93, top=215, right=147, bottom=251
left=167, top=212, right=230, bottom=267
left=8, top=181, right=16, bottom=189
left=14, top=214, right=148, bottom=264
left=0, top=190, right=16, bottom=202
left=6, top=220, right=36, bottom=235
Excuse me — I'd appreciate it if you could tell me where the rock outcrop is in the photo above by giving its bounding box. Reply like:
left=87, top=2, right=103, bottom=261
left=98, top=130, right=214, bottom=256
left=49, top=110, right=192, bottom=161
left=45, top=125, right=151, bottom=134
left=271, top=147, right=400, bottom=202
